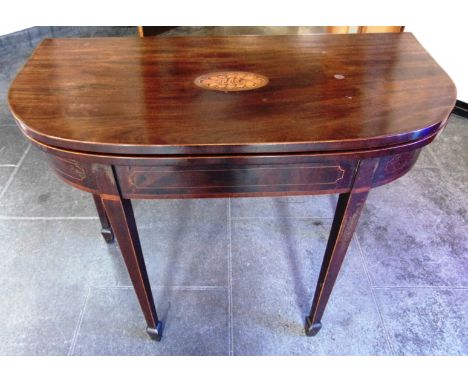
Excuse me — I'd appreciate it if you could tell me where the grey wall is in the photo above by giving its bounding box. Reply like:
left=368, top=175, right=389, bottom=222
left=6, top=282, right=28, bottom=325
left=0, top=26, right=137, bottom=50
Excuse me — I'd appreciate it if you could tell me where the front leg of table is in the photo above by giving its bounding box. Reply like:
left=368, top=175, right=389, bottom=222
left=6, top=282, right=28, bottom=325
left=305, top=158, right=377, bottom=336
left=102, top=195, right=162, bottom=340
left=95, top=164, right=162, bottom=340
left=305, top=190, right=370, bottom=335
left=92, top=194, right=114, bottom=243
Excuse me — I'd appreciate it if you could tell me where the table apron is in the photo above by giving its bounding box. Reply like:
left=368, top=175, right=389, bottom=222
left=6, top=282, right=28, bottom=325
left=44, top=148, right=421, bottom=199
left=115, top=160, right=355, bottom=198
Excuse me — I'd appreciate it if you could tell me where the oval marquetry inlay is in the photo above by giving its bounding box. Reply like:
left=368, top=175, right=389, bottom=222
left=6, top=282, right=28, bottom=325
left=194, top=71, right=269, bottom=92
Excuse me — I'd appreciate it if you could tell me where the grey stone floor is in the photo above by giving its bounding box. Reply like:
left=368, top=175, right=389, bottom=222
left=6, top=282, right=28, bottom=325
left=0, top=27, right=466, bottom=356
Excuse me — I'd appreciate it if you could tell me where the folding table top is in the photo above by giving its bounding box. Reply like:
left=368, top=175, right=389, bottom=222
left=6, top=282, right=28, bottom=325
left=8, top=33, right=456, bottom=156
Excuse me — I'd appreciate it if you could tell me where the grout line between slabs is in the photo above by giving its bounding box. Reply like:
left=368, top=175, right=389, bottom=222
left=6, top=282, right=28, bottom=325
left=0, top=216, right=99, bottom=220
left=0, top=144, right=30, bottom=200
left=353, top=230, right=377, bottom=287
left=425, top=145, right=445, bottom=172
left=67, top=286, right=91, bottom=356
left=91, top=285, right=228, bottom=291
left=355, top=234, right=396, bottom=356
left=227, top=198, right=234, bottom=356
left=415, top=165, right=441, bottom=170
left=231, top=216, right=334, bottom=220
left=0, top=164, right=17, bottom=168
left=227, top=198, right=234, bottom=355
left=372, top=285, right=468, bottom=290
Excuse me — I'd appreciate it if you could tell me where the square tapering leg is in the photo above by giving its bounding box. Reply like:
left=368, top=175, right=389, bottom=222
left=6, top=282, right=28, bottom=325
left=102, top=196, right=162, bottom=341
left=305, top=191, right=369, bottom=336
left=305, top=158, right=378, bottom=337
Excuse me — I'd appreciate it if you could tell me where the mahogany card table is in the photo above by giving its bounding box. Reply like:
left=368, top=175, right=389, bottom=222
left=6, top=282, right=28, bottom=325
left=8, top=33, right=456, bottom=341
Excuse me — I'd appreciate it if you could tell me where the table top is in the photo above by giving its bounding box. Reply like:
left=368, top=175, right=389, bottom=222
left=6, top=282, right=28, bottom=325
left=8, top=33, right=456, bottom=156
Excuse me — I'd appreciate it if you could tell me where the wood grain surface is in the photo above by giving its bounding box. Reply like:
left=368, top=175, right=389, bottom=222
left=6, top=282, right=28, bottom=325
left=8, top=33, right=456, bottom=155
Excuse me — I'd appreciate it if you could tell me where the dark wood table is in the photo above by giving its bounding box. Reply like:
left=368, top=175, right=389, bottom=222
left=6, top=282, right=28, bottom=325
left=8, top=33, right=456, bottom=341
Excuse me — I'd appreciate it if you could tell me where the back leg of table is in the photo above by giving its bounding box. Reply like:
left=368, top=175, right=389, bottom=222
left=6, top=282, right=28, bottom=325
left=92, top=194, right=114, bottom=243
left=102, top=196, right=162, bottom=341
left=305, top=190, right=369, bottom=336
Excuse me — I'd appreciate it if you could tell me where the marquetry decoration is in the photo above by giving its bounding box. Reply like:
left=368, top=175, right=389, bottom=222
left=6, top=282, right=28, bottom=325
left=384, top=152, right=414, bottom=174
left=194, top=71, right=269, bottom=92
left=52, top=157, right=87, bottom=181
left=120, top=163, right=350, bottom=198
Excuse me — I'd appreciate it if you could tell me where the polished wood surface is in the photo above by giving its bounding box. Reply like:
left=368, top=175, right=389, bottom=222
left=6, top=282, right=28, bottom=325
left=305, top=158, right=378, bottom=335
left=9, top=33, right=455, bottom=155
left=7, top=33, right=456, bottom=341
